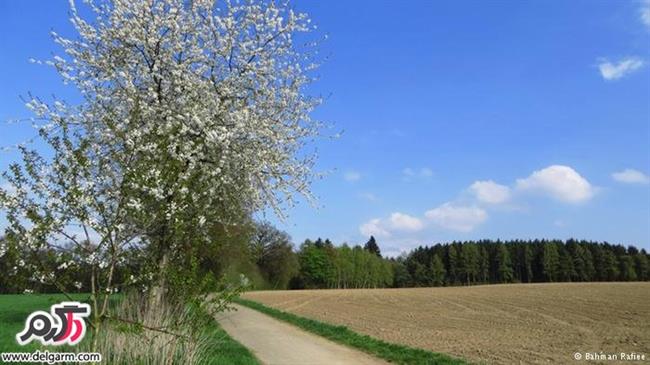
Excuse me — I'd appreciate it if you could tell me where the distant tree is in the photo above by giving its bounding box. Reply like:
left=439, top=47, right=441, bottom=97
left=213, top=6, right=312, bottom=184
left=521, top=243, right=534, bottom=283
left=619, top=255, right=637, bottom=281
left=634, top=251, right=648, bottom=281
left=602, top=250, right=620, bottom=281
left=297, top=240, right=335, bottom=288
left=249, top=222, right=299, bottom=289
left=542, top=243, right=560, bottom=282
left=460, top=243, right=479, bottom=284
left=447, top=244, right=460, bottom=284
left=249, top=222, right=291, bottom=264
left=390, top=258, right=411, bottom=288
left=364, top=236, right=382, bottom=257
left=478, top=245, right=490, bottom=283
left=496, top=244, right=513, bottom=283
left=430, top=254, right=446, bottom=286
left=558, top=245, right=576, bottom=282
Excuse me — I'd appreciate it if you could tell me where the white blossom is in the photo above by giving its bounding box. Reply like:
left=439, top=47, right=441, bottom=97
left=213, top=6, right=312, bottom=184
left=1, top=0, right=323, bottom=305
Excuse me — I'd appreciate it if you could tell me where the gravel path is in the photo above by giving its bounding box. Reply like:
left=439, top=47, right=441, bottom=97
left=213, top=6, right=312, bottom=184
left=215, top=304, right=388, bottom=365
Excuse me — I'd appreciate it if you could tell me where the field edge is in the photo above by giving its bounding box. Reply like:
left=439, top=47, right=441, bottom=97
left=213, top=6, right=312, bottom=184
left=234, top=297, right=469, bottom=365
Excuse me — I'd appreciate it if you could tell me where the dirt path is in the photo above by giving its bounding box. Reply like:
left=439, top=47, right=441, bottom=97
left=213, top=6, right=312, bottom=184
left=215, top=304, right=388, bottom=365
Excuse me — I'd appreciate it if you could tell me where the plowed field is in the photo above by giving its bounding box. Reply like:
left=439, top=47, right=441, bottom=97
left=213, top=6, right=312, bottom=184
left=242, top=283, right=650, bottom=364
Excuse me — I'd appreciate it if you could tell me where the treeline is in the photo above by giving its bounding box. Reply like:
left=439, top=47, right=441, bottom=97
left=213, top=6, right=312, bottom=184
left=2, top=226, right=649, bottom=294
left=287, top=237, right=649, bottom=289
left=393, top=239, right=650, bottom=287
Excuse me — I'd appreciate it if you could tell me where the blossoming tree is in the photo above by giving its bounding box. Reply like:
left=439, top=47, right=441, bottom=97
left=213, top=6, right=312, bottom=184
left=0, top=0, right=322, bottom=343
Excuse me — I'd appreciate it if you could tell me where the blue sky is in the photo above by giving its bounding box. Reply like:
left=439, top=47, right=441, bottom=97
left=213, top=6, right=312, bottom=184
left=1, top=1, right=649, bottom=256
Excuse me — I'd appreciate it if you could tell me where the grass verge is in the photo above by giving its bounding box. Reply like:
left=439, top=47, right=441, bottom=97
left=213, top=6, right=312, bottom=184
left=235, top=297, right=468, bottom=365
left=193, top=304, right=260, bottom=365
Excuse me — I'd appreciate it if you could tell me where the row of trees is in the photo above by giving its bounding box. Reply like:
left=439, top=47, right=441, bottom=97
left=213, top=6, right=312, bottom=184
left=2, top=231, right=648, bottom=294
left=292, top=238, right=393, bottom=289
left=393, top=239, right=650, bottom=287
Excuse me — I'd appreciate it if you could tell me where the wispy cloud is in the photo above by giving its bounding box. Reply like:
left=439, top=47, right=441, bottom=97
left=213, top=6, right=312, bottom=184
left=359, top=192, right=378, bottom=202
left=402, top=167, right=433, bottom=181
left=343, top=170, right=361, bottom=182
left=598, top=57, right=644, bottom=81
left=612, top=168, right=650, bottom=184
left=641, top=0, right=650, bottom=29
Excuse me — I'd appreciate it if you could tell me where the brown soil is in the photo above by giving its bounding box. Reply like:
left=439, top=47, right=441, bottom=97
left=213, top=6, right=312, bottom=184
left=242, top=282, right=650, bottom=364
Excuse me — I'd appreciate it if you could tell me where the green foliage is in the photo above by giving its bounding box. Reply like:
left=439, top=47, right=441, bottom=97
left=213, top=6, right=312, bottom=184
left=496, top=244, right=513, bottom=283
left=249, top=222, right=300, bottom=289
left=294, top=239, right=393, bottom=289
left=430, top=255, right=446, bottom=286
left=400, top=240, right=649, bottom=287
left=235, top=298, right=467, bottom=365
left=542, top=243, right=560, bottom=282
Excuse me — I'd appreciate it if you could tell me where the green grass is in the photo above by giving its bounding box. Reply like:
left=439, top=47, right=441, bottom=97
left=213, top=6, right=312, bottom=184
left=235, top=297, right=468, bottom=365
left=0, top=293, right=259, bottom=365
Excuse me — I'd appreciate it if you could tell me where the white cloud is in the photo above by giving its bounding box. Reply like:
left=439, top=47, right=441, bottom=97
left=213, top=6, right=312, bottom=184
left=359, top=212, right=424, bottom=238
left=344, top=170, right=361, bottom=182
left=516, top=165, right=594, bottom=203
left=425, top=203, right=487, bottom=232
left=641, top=0, right=650, bottom=29
left=598, top=57, right=644, bottom=81
left=388, top=212, right=424, bottom=231
left=469, top=180, right=511, bottom=204
left=612, top=168, right=650, bottom=184
left=359, top=218, right=391, bottom=238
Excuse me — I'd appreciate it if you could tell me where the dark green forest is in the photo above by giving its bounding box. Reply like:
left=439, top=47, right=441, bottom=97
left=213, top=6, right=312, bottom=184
left=1, top=222, right=648, bottom=294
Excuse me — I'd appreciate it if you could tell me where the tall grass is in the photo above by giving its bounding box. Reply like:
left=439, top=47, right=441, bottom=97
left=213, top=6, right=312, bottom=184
left=80, top=293, right=258, bottom=365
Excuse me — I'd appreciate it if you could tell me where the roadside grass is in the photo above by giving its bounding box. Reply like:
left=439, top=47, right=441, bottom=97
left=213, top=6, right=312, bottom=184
left=235, top=297, right=469, bottom=365
left=196, top=309, right=259, bottom=365
left=0, top=293, right=259, bottom=365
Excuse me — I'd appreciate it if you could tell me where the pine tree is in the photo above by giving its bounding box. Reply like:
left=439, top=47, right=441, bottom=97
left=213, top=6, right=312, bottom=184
left=496, top=244, right=513, bottom=283
left=430, top=254, right=446, bottom=286
left=447, top=244, right=460, bottom=284
left=542, top=243, right=560, bottom=282
left=619, top=255, right=637, bottom=281
left=634, top=252, right=648, bottom=281
left=602, top=250, right=620, bottom=281
left=478, top=245, right=490, bottom=284
left=522, top=244, right=533, bottom=283
left=460, top=243, right=479, bottom=285
left=364, top=236, right=382, bottom=257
